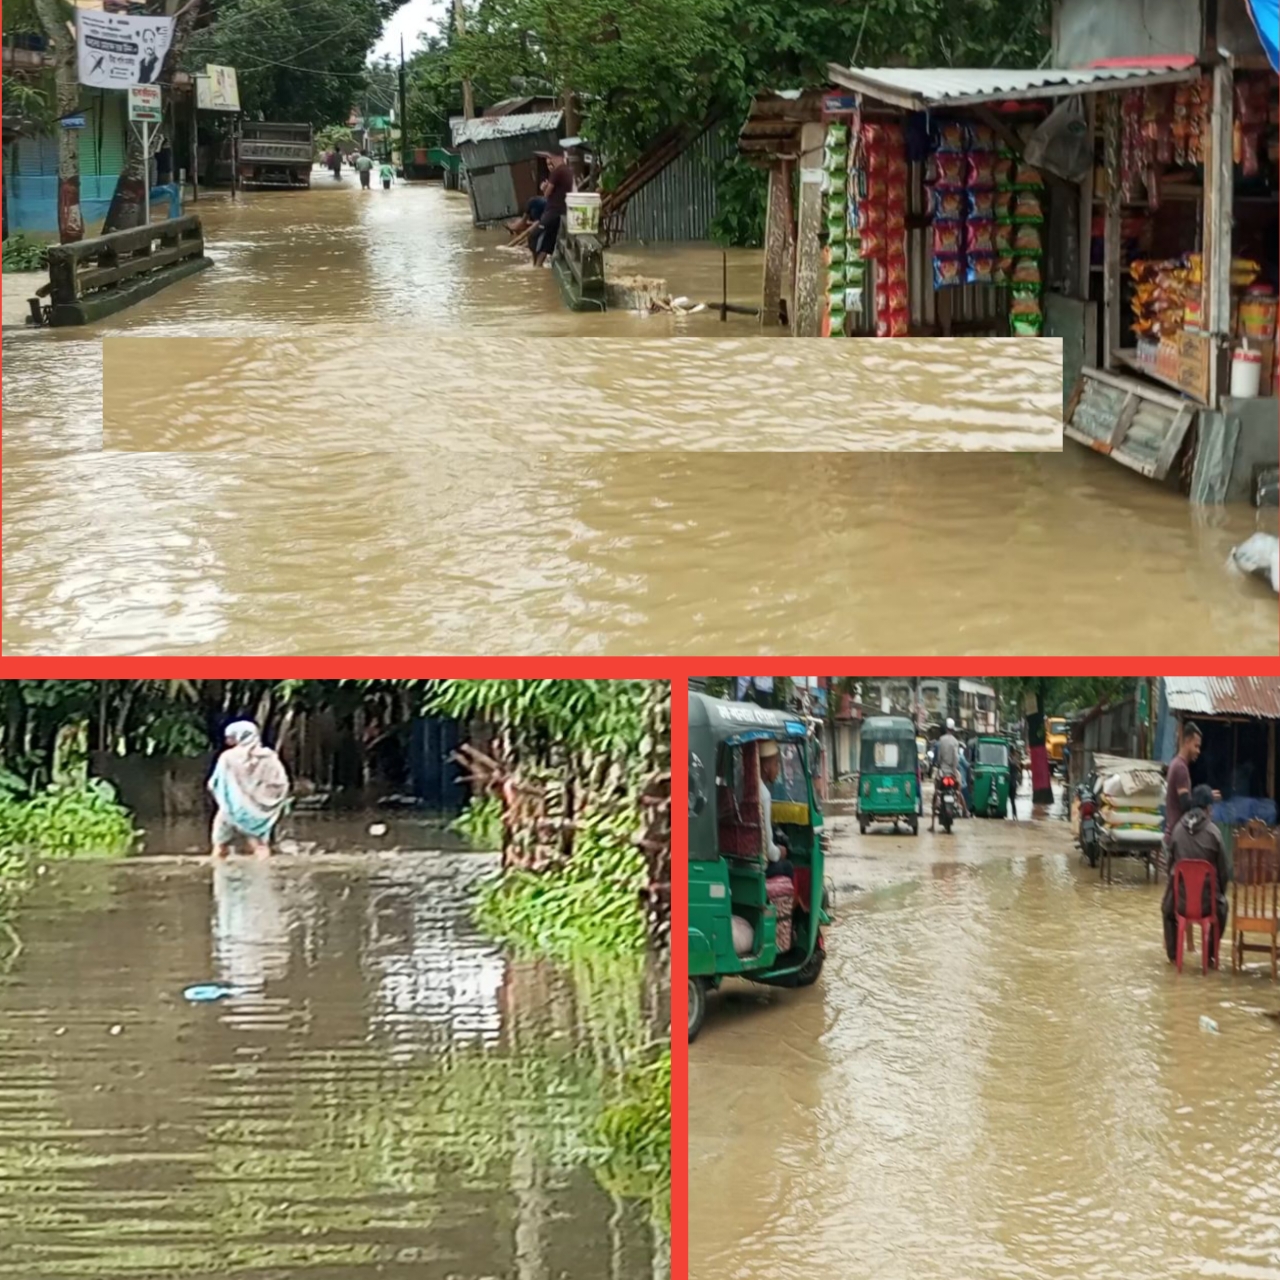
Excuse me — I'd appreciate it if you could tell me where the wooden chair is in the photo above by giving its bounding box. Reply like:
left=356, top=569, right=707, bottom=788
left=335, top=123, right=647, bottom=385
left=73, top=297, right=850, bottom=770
left=1231, top=821, right=1280, bottom=979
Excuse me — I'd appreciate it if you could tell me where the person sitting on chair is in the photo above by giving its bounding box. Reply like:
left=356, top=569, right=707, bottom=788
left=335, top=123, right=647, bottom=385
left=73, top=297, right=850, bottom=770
left=758, top=740, right=793, bottom=880
left=1162, top=784, right=1230, bottom=965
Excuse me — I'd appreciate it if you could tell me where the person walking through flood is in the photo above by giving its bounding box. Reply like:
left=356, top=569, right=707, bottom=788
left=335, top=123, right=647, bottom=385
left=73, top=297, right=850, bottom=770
left=328, top=148, right=342, bottom=181
left=355, top=149, right=374, bottom=190
left=209, top=721, right=291, bottom=860
left=379, top=159, right=394, bottom=190
left=1162, top=784, right=1231, bottom=964
left=532, top=152, right=573, bottom=268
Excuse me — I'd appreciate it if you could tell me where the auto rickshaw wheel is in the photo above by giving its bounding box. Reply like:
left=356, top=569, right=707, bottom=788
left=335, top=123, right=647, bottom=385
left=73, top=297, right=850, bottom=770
left=689, top=976, right=707, bottom=1042
left=908, top=815, right=918, bottom=836
left=786, top=943, right=826, bottom=988
left=859, top=814, right=868, bottom=835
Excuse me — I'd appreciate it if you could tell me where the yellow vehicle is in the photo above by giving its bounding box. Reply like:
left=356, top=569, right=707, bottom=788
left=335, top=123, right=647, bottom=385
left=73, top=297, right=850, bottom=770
left=1045, top=717, right=1069, bottom=775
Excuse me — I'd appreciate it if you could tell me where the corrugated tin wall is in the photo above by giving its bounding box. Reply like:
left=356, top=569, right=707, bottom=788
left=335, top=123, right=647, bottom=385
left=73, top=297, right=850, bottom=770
left=620, top=124, right=734, bottom=242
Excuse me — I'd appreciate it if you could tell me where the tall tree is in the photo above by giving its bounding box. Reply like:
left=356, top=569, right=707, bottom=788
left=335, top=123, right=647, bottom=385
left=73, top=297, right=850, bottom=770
left=31, top=0, right=83, bottom=242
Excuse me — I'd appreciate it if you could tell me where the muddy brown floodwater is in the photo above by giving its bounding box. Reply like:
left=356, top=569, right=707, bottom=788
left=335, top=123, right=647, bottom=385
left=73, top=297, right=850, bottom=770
left=690, top=786, right=1280, bottom=1280
left=2, top=177, right=1276, bottom=654
left=0, top=835, right=669, bottom=1280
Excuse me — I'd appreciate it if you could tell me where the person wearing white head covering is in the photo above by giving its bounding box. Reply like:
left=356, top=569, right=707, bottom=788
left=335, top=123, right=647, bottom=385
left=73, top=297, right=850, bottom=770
left=757, top=740, right=794, bottom=878
left=208, top=721, right=291, bottom=859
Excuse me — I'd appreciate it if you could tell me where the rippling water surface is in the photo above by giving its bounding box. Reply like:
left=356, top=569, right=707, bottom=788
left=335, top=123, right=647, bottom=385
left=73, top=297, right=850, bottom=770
left=690, top=793, right=1280, bottom=1280
left=0, top=841, right=667, bottom=1279
left=3, top=178, right=1273, bottom=653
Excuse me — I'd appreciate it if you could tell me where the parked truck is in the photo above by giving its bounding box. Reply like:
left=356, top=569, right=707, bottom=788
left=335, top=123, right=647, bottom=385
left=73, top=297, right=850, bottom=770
left=229, top=122, right=314, bottom=189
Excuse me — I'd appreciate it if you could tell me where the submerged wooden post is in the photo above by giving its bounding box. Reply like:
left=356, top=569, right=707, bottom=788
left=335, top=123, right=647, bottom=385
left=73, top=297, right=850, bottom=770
left=761, top=163, right=788, bottom=326
left=792, top=122, right=825, bottom=338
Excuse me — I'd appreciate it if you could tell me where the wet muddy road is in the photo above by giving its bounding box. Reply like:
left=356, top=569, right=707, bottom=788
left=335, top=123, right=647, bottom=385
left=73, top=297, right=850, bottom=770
left=0, top=843, right=667, bottom=1280
left=4, top=178, right=1275, bottom=654
left=690, top=789, right=1280, bottom=1280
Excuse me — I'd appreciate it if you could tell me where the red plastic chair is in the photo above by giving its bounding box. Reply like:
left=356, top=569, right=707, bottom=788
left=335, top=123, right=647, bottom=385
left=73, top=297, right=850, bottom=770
left=1173, top=859, right=1220, bottom=974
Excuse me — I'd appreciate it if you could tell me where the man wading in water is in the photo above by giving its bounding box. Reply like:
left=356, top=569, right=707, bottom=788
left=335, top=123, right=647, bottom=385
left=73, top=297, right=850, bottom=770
left=355, top=149, right=374, bottom=191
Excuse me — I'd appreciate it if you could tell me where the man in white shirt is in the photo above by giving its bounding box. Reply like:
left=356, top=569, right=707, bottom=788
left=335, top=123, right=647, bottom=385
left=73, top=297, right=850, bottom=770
left=758, top=740, right=793, bottom=879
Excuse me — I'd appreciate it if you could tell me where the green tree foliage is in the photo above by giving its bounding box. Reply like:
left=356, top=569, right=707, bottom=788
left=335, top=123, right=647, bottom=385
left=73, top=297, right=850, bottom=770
left=992, top=677, right=1137, bottom=720
left=184, top=0, right=409, bottom=127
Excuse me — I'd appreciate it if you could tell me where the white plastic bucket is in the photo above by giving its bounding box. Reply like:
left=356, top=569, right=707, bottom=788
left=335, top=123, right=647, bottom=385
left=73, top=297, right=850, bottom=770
left=1231, top=343, right=1262, bottom=398
left=565, top=191, right=600, bottom=236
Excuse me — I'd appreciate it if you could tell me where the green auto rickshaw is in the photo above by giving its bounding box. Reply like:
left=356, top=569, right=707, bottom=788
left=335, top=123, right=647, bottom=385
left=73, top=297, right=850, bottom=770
left=970, top=735, right=1011, bottom=817
left=857, top=715, right=921, bottom=835
left=688, top=692, right=833, bottom=1042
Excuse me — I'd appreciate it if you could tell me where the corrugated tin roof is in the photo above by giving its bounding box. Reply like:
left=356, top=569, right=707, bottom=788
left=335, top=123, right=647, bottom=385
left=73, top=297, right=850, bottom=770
left=824, top=63, right=1200, bottom=111
left=451, top=110, right=564, bottom=146
left=1163, top=677, right=1280, bottom=719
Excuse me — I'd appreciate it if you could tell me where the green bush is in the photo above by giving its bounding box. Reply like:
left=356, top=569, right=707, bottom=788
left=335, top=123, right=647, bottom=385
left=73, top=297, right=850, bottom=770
left=0, top=779, right=138, bottom=860
left=2, top=233, right=49, bottom=273
left=594, top=1049, right=671, bottom=1230
left=450, top=794, right=502, bottom=849
left=475, top=809, right=648, bottom=959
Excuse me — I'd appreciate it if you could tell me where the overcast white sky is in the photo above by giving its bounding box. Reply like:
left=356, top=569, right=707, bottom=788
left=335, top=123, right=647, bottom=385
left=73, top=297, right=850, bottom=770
left=373, top=0, right=445, bottom=61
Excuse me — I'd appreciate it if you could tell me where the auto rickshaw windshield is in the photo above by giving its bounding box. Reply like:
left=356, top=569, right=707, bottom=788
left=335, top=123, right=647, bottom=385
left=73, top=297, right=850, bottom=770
left=975, top=740, right=1009, bottom=767
left=860, top=736, right=916, bottom=773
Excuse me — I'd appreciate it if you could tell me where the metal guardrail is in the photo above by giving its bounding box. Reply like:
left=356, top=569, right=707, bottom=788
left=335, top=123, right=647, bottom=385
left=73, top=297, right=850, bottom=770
left=33, top=213, right=213, bottom=327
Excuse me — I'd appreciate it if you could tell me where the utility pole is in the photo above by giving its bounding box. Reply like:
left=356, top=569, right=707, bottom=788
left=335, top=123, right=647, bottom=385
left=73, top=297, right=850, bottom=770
left=398, top=34, right=408, bottom=174
left=453, top=0, right=474, bottom=119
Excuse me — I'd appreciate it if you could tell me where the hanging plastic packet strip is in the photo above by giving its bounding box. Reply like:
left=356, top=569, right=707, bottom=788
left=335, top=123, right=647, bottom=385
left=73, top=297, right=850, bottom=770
left=826, top=122, right=849, bottom=147
left=826, top=307, right=847, bottom=336
left=844, top=286, right=863, bottom=312
left=994, top=221, right=1014, bottom=253
left=1011, top=257, right=1042, bottom=287
left=994, top=256, right=1014, bottom=285
left=858, top=199, right=886, bottom=229
left=860, top=226, right=886, bottom=258
left=825, top=240, right=847, bottom=265
left=846, top=259, right=866, bottom=284
left=823, top=146, right=848, bottom=174
left=827, top=267, right=846, bottom=291
left=827, top=194, right=847, bottom=220
left=884, top=254, right=907, bottom=286
left=1012, top=163, right=1044, bottom=189
left=827, top=217, right=847, bottom=244
left=993, top=155, right=1016, bottom=188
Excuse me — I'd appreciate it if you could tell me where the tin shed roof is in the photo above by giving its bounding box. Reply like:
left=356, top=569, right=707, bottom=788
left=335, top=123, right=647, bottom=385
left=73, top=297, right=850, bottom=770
left=451, top=110, right=564, bottom=146
left=824, top=62, right=1200, bottom=111
left=1163, top=677, right=1280, bottom=719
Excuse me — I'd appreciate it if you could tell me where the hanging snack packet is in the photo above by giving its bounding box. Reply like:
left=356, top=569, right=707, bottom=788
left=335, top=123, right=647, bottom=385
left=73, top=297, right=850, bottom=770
left=967, top=188, right=996, bottom=220
left=884, top=253, right=908, bottom=286
left=860, top=226, right=885, bottom=258
left=931, top=188, right=965, bottom=221
left=934, top=119, right=966, bottom=153
left=966, top=255, right=996, bottom=285
left=827, top=194, right=847, bottom=221
left=825, top=240, right=847, bottom=265
left=930, top=152, right=966, bottom=189
left=827, top=266, right=846, bottom=292
left=1012, top=224, right=1042, bottom=255
left=886, top=281, right=909, bottom=313
left=1012, top=190, right=1044, bottom=222
left=1011, top=257, right=1042, bottom=286
left=888, top=307, right=909, bottom=337
left=994, top=256, right=1014, bottom=284
left=862, top=122, right=901, bottom=151
left=933, top=257, right=963, bottom=288
left=965, top=221, right=996, bottom=255
left=846, top=258, right=866, bottom=284
left=844, top=286, right=864, bottom=312
left=994, top=221, right=1014, bottom=253
left=827, top=216, right=847, bottom=244
left=993, top=155, right=1016, bottom=187
left=823, top=145, right=848, bottom=173
left=933, top=223, right=963, bottom=256
left=966, top=121, right=997, bottom=152
left=1012, top=163, right=1044, bottom=189
left=966, top=152, right=997, bottom=189
left=865, top=171, right=889, bottom=201
left=826, top=123, right=848, bottom=147
left=886, top=152, right=909, bottom=180
left=858, top=199, right=885, bottom=230
left=876, top=315, right=893, bottom=337
left=826, top=307, right=847, bottom=336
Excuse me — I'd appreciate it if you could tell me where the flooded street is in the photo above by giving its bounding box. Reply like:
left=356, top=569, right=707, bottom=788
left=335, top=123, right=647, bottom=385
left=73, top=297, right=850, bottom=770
left=690, top=788, right=1280, bottom=1280
left=3, top=176, right=1275, bottom=653
left=0, top=841, right=668, bottom=1279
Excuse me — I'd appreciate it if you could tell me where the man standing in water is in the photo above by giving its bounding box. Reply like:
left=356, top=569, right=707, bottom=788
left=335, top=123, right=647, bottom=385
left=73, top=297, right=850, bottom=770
left=355, top=149, right=374, bottom=191
left=1162, top=784, right=1230, bottom=964
left=532, top=152, right=573, bottom=268
left=1163, top=722, right=1220, bottom=860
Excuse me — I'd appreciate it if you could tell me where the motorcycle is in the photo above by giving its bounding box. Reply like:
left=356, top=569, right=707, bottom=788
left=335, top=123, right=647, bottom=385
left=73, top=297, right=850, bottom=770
left=937, top=774, right=959, bottom=834
left=1075, top=774, right=1101, bottom=867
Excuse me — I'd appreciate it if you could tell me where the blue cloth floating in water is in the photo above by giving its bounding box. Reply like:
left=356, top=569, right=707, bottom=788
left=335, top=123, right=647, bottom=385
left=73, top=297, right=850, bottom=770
left=183, top=983, right=243, bottom=1002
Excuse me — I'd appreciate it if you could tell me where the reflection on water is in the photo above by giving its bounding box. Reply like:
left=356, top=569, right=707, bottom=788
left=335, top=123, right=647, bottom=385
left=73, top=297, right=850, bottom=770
left=0, top=852, right=666, bottom=1279
left=2, top=180, right=1274, bottom=654
left=690, top=801, right=1280, bottom=1280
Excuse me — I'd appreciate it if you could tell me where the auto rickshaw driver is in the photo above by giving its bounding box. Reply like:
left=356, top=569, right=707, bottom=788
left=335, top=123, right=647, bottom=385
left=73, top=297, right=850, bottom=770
left=757, top=740, right=795, bottom=880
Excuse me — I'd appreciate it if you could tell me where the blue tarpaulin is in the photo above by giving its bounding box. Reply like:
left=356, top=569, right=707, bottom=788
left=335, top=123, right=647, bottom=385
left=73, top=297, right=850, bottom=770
left=1247, top=0, right=1279, bottom=72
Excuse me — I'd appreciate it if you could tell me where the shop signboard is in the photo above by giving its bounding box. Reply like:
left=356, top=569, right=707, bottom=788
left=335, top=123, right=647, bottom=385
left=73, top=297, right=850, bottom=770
left=196, top=65, right=240, bottom=111
left=128, top=85, right=162, bottom=123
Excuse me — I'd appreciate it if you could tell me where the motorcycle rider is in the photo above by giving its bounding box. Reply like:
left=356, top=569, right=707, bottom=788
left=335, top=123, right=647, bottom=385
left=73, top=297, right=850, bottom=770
left=930, top=719, right=963, bottom=832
